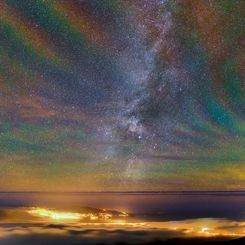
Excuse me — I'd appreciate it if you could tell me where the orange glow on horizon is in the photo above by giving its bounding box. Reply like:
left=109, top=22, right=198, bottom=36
left=28, top=208, right=81, bottom=221
left=0, top=206, right=241, bottom=239
left=27, top=207, right=128, bottom=223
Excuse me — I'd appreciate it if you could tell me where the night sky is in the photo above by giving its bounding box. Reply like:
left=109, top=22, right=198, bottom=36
left=0, top=0, right=244, bottom=191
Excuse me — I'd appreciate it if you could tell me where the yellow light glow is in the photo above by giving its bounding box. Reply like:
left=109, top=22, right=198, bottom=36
left=119, top=211, right=128, bottom=217
left=201, top=226, right=209, bottom=232
left=27, top=207, right=125, bottom=222
left=2, top=207, right=245, bottom=239
left=28, top=208, right=81, bottom=221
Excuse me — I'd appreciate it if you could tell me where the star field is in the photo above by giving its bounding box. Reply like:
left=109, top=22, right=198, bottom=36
left=0, top=0, right=244, bottom=191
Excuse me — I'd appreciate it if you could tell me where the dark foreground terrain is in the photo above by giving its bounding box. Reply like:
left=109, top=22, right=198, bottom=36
left=111, top=237, right=245, bottom=245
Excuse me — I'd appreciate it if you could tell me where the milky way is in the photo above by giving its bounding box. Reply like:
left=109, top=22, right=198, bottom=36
left=0, top=0, right=244, bottom=191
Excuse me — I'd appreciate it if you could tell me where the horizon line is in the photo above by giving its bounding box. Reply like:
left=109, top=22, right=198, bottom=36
left=0, top=190, right=245, bottom=194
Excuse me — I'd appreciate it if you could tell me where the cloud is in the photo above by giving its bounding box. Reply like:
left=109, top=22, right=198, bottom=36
left=0, top=224, right=185, bottom=245
left=0, top=210, right=7, bottom=220
left=0, top=224, right=244, bottom=245
left=0, top=207, right=244, bottom=245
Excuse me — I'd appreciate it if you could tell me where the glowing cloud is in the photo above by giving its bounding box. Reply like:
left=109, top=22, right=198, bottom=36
left=28, top=207, right=81, bottom=221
